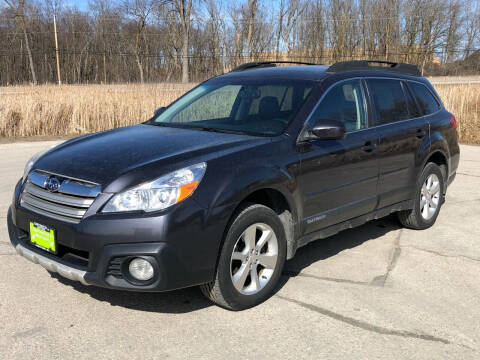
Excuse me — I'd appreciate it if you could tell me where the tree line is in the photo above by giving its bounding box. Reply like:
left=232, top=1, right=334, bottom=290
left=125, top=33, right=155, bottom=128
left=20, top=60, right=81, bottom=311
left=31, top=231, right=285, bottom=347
left=1, top=0, right=479, bottom=85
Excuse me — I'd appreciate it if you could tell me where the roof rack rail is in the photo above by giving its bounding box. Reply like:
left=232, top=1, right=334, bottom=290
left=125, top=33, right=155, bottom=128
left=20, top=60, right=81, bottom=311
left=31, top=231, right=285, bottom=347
left=327, top=60, right=421, bottom=76
left=229, top=61, right=317, bottom=72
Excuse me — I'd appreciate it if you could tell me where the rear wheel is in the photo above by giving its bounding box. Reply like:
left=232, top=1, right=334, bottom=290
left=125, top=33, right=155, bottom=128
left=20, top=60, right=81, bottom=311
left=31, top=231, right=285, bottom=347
left=398, top=162, right=444, bottom=230
left=200, top=204, right=286, bottom=310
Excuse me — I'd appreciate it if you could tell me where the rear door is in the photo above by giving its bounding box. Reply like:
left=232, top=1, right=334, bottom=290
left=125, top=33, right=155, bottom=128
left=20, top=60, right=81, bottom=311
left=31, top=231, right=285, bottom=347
left=365, top=78, right=428, bottom=208
left=297, top=79, right=379, bottom=235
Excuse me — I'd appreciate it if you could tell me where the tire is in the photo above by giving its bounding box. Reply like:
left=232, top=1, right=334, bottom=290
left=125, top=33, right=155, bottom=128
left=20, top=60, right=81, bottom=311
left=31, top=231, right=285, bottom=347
left=398, top=162, right=445, bottom=230
left=200, top=203, right=287, bottom=311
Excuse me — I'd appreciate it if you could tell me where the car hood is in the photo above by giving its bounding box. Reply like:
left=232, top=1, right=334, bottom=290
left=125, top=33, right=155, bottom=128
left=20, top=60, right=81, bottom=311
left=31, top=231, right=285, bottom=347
left=34, top=124, right=268, bottom=190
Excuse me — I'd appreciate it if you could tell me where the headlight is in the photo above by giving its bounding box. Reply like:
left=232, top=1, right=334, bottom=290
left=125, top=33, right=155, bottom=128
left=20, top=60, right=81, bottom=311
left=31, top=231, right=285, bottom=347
left=102, top=162, right=207, bottom=213
left=22, top=144, right=61, bottom=182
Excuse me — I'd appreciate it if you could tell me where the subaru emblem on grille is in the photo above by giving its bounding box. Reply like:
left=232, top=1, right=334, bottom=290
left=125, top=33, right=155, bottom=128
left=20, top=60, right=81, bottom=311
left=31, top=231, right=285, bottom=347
left=44, top=176, right=61, bottom=192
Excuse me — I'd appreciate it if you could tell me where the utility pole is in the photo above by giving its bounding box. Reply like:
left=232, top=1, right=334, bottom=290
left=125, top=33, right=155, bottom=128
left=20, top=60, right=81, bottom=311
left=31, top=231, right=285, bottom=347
left=53, top=14, right=62, bottom=85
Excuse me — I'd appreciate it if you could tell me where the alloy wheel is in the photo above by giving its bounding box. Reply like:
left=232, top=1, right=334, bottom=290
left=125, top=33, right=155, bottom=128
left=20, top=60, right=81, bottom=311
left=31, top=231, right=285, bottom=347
left=420, top=173, right=441, bottom=220
left=230, top=223, right=278, bottom=295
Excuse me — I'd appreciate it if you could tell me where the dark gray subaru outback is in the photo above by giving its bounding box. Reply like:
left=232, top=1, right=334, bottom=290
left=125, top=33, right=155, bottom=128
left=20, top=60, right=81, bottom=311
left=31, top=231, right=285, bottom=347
left=8, top=61, right=459, bottom=310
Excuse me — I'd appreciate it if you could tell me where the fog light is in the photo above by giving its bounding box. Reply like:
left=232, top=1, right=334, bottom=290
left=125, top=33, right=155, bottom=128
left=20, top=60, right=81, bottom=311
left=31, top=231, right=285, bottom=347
left=128, top=258, right=154, bottom=281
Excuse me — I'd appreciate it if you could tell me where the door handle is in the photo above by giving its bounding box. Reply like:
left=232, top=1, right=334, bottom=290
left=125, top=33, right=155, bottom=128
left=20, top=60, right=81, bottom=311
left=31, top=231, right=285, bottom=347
left=416, top=128, right=427, bottom=139
left=362, top=141, right=377, bottom=153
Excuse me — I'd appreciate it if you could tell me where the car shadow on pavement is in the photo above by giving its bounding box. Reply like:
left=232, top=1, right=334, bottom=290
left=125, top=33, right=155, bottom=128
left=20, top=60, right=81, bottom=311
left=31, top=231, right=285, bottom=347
left=49, top=273, right=213, bottom=314
left=278, top=214, right=401, bottom=288
left=50, top=214, right=400, bottom=313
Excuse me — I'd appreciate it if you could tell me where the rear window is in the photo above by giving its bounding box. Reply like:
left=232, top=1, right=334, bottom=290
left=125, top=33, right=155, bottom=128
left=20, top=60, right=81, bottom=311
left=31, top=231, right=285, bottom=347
left=366, top=79, right=409, bottom=124
left=409, top=82, right=440, bottom=115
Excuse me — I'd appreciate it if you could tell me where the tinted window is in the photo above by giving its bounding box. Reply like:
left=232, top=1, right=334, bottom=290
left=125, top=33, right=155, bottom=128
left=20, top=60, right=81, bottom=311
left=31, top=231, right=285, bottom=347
left=367, top=79, right=409, bottom=124
left=403, top=83, right=422, bottom=118
left=409, top=82, right=440, bottom=115
left=310, top=80, right=367, bottom=132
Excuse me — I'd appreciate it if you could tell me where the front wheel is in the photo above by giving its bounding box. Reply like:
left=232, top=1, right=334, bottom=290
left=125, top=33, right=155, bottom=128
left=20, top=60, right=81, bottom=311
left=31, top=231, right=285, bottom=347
left=398, top=162, right=445, bottom=230
left=200, top=204, right=286, bottom=310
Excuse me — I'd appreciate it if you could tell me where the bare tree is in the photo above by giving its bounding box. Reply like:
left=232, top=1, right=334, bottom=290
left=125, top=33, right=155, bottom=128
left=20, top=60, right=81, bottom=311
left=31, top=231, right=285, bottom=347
left=276, top=0, right=306, bottom=58
left=444, top=0, right=462, bottom=63
left=3, top=0, right=37, bottom=84
left=378, top=0, right=401, bottom=61
left=402, top=0, right=422, bottom=63
left=463, top=0, right=480, bottom=59
left=204, top=0, right=227, bottom=73
left=122, top=0, right=155, bottom=83
left=328, top=0, right=360, bottom=61
left=90, top=0, right=117, bottom=83
left=244, top=0, right=258, bottom=61
left=418, top=0, right=448, bottom=75
left=229, top=1, right=244, bottom=67
left=296, top=0, right=325, bottom=62
left=169, top=0, right=193, bottom=83
left=0, top=0, right=478, bottom=85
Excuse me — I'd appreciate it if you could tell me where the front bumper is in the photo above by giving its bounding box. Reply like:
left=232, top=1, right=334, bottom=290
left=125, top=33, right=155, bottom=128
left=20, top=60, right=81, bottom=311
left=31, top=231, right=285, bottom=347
left=8, top=179, right=234, bottom=292
left=14, top=242, right=89, bottom=285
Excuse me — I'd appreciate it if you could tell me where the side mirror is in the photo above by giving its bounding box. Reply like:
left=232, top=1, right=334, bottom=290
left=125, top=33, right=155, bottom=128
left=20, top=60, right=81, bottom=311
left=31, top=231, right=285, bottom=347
left=154, top=106, right=166, bottom=116
left=309, top=120, right=346, bottom=140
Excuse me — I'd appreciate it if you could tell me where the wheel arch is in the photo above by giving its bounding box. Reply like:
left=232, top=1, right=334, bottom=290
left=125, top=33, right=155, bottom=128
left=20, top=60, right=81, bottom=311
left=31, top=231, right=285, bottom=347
left=424, top=129, right=451, bottom=179
left=421, top=149, right=449, bottom=192
left=228, top=186, right=298, bottom=260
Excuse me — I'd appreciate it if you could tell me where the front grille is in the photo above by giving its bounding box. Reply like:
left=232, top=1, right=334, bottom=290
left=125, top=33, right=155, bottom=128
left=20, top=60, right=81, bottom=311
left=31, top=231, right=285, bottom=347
left=20, top=170, right=101, bottom=224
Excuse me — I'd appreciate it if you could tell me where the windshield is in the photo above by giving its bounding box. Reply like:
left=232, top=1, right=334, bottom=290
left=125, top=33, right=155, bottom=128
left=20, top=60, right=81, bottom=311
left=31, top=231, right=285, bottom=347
left=151, top=80, right=314, bottom=136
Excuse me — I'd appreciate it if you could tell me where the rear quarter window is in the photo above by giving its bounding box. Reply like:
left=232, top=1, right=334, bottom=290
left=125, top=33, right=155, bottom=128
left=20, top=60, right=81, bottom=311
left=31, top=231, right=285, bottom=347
left=402, top=82, right=422, bottom=118
left=408, top=82, right=441, bottom=116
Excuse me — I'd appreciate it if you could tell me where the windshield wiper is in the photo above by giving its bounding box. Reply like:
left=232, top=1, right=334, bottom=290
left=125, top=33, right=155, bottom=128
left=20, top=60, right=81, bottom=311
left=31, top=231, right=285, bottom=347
left=191, top=126, right=247, bottom=135
left=148, top=122, right=189, bottom=129
left=148, top=122, right=252, bottom=136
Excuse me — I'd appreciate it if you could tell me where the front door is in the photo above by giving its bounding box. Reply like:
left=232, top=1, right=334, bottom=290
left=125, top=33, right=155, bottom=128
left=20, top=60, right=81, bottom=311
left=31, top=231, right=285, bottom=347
left=297, top=79, right=379, bottom=235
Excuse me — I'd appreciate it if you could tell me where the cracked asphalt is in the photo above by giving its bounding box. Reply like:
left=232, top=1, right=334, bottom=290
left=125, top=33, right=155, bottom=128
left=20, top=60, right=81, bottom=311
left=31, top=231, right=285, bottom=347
left=1, top=141, right=479, bottom=359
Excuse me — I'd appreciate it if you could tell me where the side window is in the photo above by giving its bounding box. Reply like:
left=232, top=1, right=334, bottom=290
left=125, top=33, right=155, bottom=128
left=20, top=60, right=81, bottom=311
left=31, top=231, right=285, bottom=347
left=310, top=79, right=367, bottom=132
left=409, top=82, right=440, bottom=116
left=403, top=82, right=422, bottom=118
left=367, top=79, right=409, bottom=124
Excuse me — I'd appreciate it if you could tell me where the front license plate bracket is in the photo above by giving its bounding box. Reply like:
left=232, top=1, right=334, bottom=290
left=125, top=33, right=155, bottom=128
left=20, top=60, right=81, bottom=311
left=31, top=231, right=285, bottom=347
left=29, top=222, right=56, bottom=254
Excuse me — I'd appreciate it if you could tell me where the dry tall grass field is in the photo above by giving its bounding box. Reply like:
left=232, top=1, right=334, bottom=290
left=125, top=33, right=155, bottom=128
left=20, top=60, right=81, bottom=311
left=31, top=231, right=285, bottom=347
left=0, top=84, right=195, bottom=138
left=0, top=82, right=479, bottom=143
left=434, top=84, right=480, bottom=144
